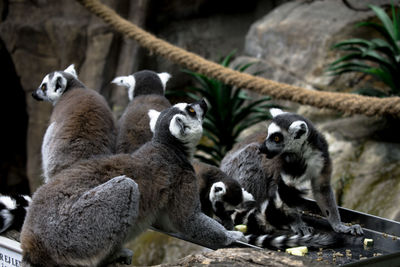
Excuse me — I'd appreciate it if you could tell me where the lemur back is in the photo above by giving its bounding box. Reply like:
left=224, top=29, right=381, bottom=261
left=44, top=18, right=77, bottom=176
left=112, top=70, right=171, bottom=153
left=21, top=101, right=245, bottom=267
left=32, top=65, right=117, bottom=182
left=221, top=108, right=363, bottom=236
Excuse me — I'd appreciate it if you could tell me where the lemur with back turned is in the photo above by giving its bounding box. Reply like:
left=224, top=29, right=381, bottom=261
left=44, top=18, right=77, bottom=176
left=32, top=65, right=117, bottom=182
left=21, top=100, right=245, bottom=267
left=112, top=70, right=171, bottom=153
left=221, top=108, right=363, bottom=236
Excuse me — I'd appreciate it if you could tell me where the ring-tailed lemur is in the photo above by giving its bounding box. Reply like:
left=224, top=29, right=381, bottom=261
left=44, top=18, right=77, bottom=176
left=193, top=160, right=254, bottom=230
left=0, top=194, right=31, bottom=233
left=221, top=108, right=363, bottom=236
left=112, top=70, right=171, bottom=153
left=32, top=64, right=117, bottom=182
left=21, top=100, right=245, bottom=267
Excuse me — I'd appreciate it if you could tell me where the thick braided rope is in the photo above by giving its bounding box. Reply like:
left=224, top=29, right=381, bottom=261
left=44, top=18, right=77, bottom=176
left=77, top=0, right=400, bottom=117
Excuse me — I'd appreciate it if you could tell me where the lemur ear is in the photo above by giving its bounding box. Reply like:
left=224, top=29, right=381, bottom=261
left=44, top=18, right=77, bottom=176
left=112, top=75, right=136, bottom=101
left=269, top=108, right=286, bottom=118
left=148, top=109, right=161, bottom=133
left=289, top=120, right=308, bottom=139
left=64, top=64, right=77, bottom=79
left=157, top=72, right=171, bottom=91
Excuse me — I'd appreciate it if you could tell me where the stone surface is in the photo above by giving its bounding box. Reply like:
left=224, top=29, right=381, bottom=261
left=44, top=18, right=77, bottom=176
left=155, top=248, right=331, bottom=267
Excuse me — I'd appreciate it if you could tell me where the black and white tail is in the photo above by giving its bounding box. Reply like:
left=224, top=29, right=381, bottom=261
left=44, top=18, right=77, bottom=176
left=0, top=194, right=31, bottom=233
left=246, top=232, right=341, bottom=250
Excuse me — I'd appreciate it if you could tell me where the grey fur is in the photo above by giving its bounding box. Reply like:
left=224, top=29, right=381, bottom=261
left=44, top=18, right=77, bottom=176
left=33, top=65, right=117, bottom=182
left=21, top=101, right=244, bottom=267
left=221, top=109, right=363, bottom=236
left=113, top=70, right=171, bottom=153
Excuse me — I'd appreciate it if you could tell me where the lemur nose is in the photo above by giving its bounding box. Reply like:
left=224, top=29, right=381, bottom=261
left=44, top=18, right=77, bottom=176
left=215, top=186, right=223, bottom=193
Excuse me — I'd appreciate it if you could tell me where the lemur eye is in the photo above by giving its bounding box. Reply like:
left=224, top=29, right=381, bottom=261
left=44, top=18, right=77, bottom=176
left=274, top=136, right=280, bottom=142
left=188, top=107, right=195, bottom=113
left=41, top=84, right=47, bottom=92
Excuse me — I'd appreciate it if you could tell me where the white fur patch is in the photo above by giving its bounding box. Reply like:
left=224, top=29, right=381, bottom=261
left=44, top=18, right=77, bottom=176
left=112, top=75, right=136, bottom=101
left=288, top=120, right=308, bottom=137
left=0, top=210, right=13, bottom=233
left=270, top=108, right=286, bottom=117
left=41, top=122, right=56, bottom=182
left=173, top=103, right=188, bottom=111
left=23, top=195, right=32, bottom=203
left=242, top=189, right=254, bottom=202
left=0, top=196, right=16, bottom=210
left=148, top=109, right=161, bottom=133
left=260, top=199, right=269, bottom=214
left=157, top=72, right=171, bottom=91
left=271, top=235, right=286, bottom=247
left=169, top=113, right=203, bottom=154
left=64, top=64, right=77, bottom=78
left=209, top=182, right=226, bottom=203
left=266, top=122, right=281, bottom=139
left=274, top=191, right=283, bottom=209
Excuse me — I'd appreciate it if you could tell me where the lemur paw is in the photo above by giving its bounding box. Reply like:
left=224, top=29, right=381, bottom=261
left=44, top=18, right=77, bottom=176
left=333, top=223, right=363, bottom=235
left=109, top=248, right=133, bottom=265
left=226, top=230, right=247, bottom=244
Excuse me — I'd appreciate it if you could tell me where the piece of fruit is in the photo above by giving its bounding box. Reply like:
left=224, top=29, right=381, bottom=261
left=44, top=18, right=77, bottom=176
left=285, top=246, right=308, bottom=256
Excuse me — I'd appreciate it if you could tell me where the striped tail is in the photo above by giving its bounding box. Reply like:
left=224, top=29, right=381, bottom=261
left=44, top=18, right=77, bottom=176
left=0, top=194, right=31, bottom=233
left=246, top=232, right=341, bottom=250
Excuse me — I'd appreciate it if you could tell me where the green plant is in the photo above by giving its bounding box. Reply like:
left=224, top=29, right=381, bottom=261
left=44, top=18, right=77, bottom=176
left=327, top=3, right=400, bottom=96
left=173, top=52, right=273, bottom=166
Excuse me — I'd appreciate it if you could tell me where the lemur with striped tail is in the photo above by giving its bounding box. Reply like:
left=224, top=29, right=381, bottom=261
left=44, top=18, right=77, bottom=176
left=221, top=108, right=363, bottom=237
left=32, top=64, right=117, bottom=182
left=21, top=100, right=246, bottom=267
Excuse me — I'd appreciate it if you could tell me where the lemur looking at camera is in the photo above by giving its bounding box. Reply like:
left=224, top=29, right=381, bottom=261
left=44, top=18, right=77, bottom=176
left=221, top=108, right=363, bottom=236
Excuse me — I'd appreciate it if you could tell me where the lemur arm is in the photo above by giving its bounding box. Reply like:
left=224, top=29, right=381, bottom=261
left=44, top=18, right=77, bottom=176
left=214, top=202, right=234, bottom=230
left=311, top=174, right=363, bottom=235
left=168, top=174, right=245, bottom=247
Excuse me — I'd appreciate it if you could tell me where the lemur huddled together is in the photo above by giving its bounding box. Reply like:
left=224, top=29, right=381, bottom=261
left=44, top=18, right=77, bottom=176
left=0, top=64, right=363, bottom=266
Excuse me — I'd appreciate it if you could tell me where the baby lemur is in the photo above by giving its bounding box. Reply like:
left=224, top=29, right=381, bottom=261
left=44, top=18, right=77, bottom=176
left=221, top=108, right=363, bottom=236
left=32, top=65, right=117, bottom=182
left=21, top=100, right=245, bottom=267
left=112, top=70, right=171, bottom=153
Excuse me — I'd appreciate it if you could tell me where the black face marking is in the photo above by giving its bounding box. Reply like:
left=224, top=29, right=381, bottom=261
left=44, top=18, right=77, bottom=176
left=55, top=77, right=62, bottom=92
left=186, top=105, right=196, bottom=117
left=41, top=84, right=47, bottom=92
left=294, top=123, right=307, bottom=139
left=270, top=132, right=283, bottom=143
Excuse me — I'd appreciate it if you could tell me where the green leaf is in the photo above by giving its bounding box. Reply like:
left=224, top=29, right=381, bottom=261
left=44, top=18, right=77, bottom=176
left=357, top=21, right=399, bottom=51
left=369, top=5, right=395, bottom=42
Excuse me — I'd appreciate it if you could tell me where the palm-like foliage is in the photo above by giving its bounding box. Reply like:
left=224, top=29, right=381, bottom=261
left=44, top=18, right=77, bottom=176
left=327, top=4, right=400, bottom=96
left=178, top=53, right=273, bottom=165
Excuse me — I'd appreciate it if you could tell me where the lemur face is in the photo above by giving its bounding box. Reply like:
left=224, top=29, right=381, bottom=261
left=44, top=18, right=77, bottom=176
left=148, top=99, right=208, bottom=155
left=209, top=181, right=254, bottom=213
left=259, top=108, right=309, bottom=159
left=112, top=70, right=171, bottom=101
left=32, top=64, right=77, bottom=105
